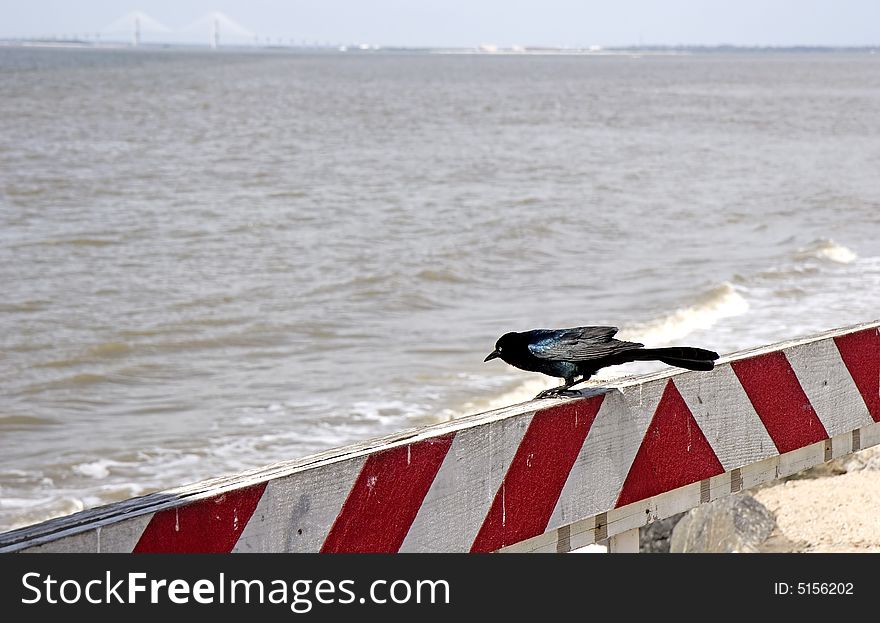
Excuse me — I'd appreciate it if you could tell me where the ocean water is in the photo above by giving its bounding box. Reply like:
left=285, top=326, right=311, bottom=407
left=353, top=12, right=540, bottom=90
left=1, top=47, right=879, bottom=532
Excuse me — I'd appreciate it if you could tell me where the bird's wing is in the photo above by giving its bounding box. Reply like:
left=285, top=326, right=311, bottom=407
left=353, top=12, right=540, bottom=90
left=527, top=326, right=644, bottom=361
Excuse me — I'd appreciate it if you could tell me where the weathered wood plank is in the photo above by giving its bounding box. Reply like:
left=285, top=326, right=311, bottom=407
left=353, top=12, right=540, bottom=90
left=501, top=421, right=880, bottom=553
left=608, top=528, right=639, bottom=553
left=1, top=320, right=878, bottom=553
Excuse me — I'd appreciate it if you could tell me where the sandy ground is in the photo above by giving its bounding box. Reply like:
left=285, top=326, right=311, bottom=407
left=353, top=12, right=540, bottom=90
left=753, top=450, right=880, bottom=553
left=580, top=448, right=880, bottom=554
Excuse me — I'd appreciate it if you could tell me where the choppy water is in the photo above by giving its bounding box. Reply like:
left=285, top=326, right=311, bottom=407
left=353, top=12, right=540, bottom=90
left=1, top=47, right=879, bottom=531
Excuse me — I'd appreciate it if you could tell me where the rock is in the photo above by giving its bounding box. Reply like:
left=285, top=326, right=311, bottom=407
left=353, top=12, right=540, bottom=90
left=843, top=446, right=880, bottom=473
left=639, top=512, right=685, bottom=553
left=863, top=456, right=880, bottom=471
left=787, top=459, right=847, bottom=479
left=669, top=493, right=776, bottom=553
left=785, top=446, right=880, bottom=479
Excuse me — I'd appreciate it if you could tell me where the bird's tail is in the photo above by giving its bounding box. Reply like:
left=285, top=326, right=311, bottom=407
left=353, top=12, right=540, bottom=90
left=630, top=346, right=720, bottom=371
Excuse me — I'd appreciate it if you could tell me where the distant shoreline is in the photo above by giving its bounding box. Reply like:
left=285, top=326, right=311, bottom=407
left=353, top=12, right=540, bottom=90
left=1, top=40, right=878, bottom=55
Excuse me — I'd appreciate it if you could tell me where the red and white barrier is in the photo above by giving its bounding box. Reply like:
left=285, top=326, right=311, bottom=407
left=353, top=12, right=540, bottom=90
left=1, top=321, right=877, bottom=553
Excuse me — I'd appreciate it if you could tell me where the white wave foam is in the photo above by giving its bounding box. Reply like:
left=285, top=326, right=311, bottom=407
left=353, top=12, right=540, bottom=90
left=349, top=399, right=427, bottom=423
left=0, top=495, right=58, bottom=509
left=73, top=459, right=118, bottom=479
left=457, top=376, right=557, bottom=416
left=795, top=239, right=858, bottom=264
left=620, top=282, right=749, bottom=346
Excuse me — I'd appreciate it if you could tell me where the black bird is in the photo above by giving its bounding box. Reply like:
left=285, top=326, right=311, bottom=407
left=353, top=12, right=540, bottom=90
left=484, top=326, right=719, bottom=398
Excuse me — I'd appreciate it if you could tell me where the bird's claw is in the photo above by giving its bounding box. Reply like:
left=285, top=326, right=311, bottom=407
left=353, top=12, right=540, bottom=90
left=534, top=387, right=581, bottom=400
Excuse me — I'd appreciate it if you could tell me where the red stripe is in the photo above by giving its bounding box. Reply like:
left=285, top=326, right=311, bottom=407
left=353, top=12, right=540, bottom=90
left=470, top=396, right=604, bottom=553
left=133, top=483, right=267, bottom=553
left=835, top=329, right=880, bottom=423
left=321, top=435, right=454, bottom=553
left=616, top=380, right=724, bottom=507
left=732, top=351, right=829, bottom=453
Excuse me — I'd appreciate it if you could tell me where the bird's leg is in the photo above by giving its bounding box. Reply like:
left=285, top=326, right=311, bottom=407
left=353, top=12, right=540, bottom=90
left=535, top=376, right=584, bottom=399
left=564, top=375, right=585, bottom=389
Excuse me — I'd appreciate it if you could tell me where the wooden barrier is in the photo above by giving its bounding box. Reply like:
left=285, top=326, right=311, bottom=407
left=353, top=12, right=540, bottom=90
left=1, top=321, right=878, bottom=553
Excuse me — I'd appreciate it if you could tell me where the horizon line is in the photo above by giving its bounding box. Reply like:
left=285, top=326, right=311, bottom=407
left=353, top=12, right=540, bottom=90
left=1, top=38, right=879, bottom=51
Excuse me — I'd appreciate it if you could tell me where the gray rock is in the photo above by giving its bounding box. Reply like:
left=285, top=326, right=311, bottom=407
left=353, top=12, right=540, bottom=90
left=670, top=493, right=776, bottom=553
left=639, top=512, right=686, bottom=553
left=844, top=446, right=880, bottom=473
left=786, top=446, right=880, bottom=479
left=787, top=459, right=847, bottom=479
left=863, top=456, right=880, bottom=471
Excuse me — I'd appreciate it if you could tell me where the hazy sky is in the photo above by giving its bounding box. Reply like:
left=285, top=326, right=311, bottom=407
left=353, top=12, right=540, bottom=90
left=1, top=1, right=878, bottom=47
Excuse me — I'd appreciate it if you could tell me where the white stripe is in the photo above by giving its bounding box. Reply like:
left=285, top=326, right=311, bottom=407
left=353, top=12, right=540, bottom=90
left=22, top=514, right=154, bottom=553
left=399, top=411, right=534, bottom=552
left=233, top=456, right=367, bottom=552
left=546, top=381, right=666, bottom=530
left=675, top=363, right=777, bottom=471
left=103, top=513, right=154, bottom=552
left=786, top=339, right=874, bottom=437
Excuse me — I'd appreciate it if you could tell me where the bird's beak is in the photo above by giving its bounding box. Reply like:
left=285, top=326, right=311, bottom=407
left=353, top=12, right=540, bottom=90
left=484, top=350, right=500, bottom=362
